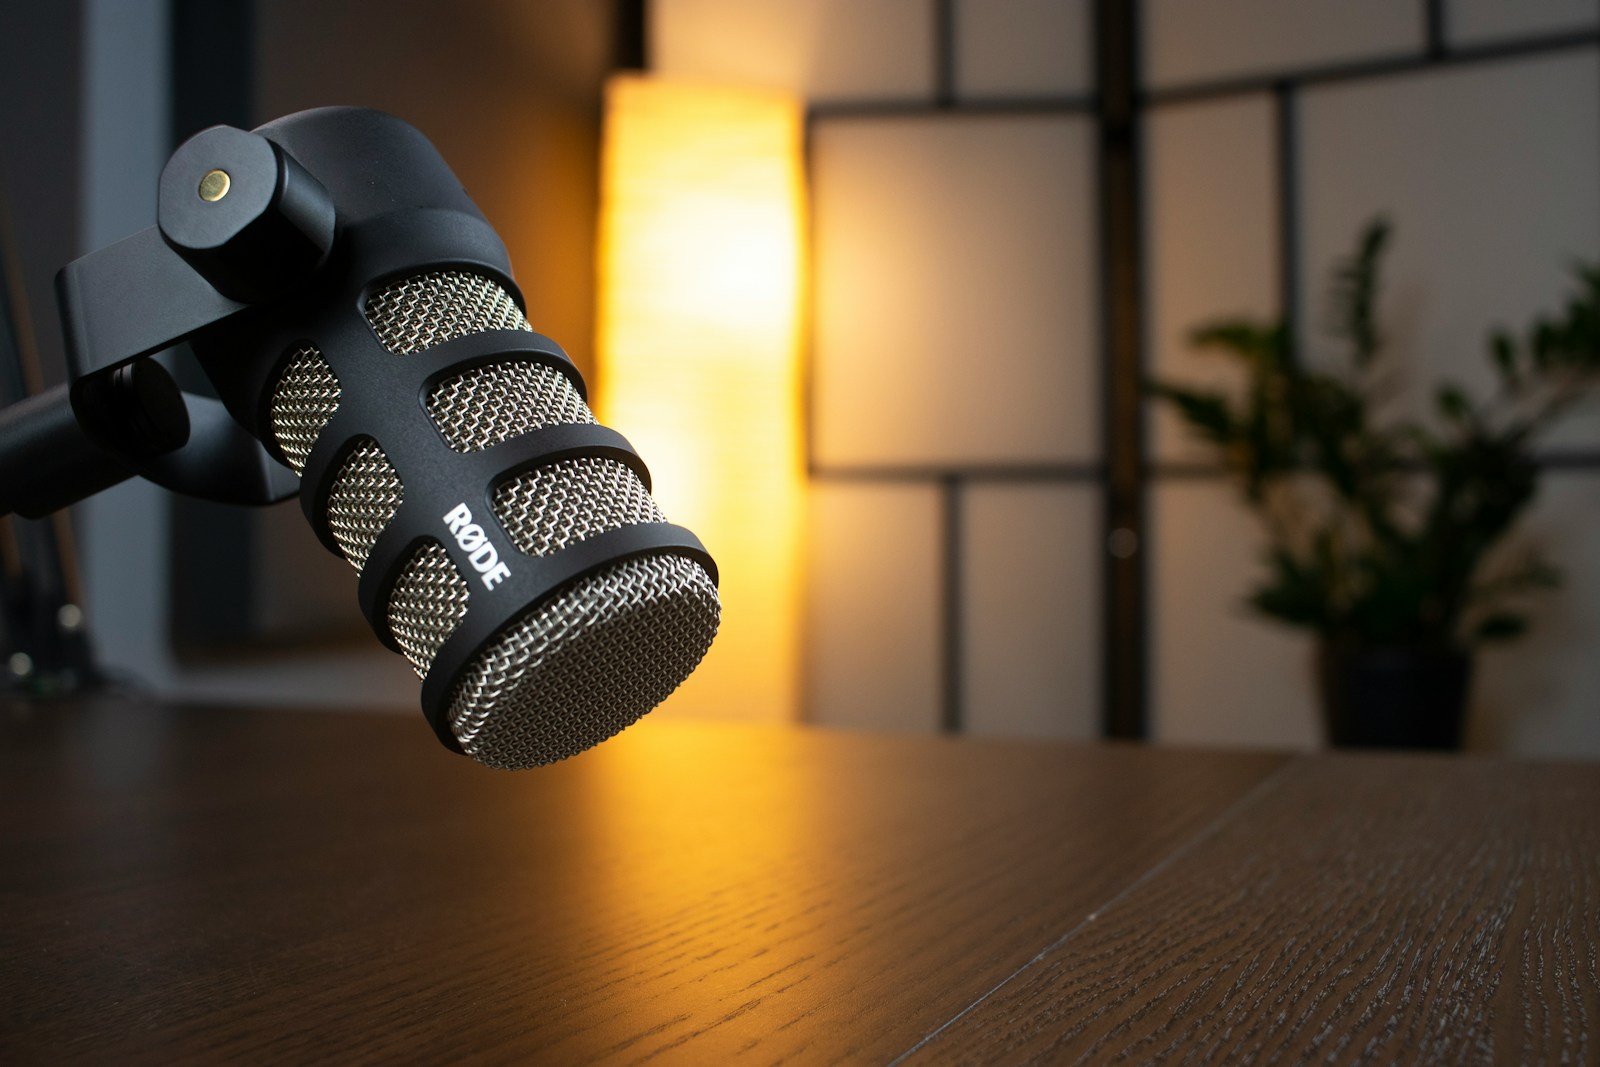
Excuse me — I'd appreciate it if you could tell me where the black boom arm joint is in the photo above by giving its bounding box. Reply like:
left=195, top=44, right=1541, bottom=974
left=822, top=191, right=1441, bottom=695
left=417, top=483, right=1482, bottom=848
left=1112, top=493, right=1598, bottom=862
left=0, top=124, right=336, bottom=518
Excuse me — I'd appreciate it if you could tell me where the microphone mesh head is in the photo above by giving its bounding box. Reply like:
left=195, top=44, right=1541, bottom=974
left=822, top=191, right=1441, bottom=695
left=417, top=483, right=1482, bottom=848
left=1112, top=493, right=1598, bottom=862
left=385, top=542, right=469, bottom=672
left=365, top=271, right=527, bottom=355
left=269, top=345, right=340, bottom=475
left=449, top=554, right=718, bottom=768
left=325, top=439, right=403, bottom=568
left=494, top=457, right=664, bottom=556
left=267, top=271, right=719, bottom=769
left=427, top=361, right=594, bottom=450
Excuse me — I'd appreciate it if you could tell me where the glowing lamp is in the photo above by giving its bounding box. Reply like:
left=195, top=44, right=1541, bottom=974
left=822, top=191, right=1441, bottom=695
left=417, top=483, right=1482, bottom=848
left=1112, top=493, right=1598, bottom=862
left=596, top=75, right=807, bottom=722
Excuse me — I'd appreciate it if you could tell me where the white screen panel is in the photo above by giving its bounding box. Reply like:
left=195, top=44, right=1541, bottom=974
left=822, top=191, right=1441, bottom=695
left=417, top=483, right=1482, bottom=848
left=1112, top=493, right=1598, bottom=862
left=813, top=115, right=1098, bottom=468
left=1144, top=0, right=1426, bottom=91
left=651, top=0, right=934, bottom=104
left=1150, top=481, right=1320, bottom=749
left=955, top=0, right=1092, bottom=99
left=1447, top=0, right=1599, bottom=47
left=962, top=483, right=1100, bottom=739
left=806, top=481, right=942, bottom=732
left=1473, top=473, right=1600, bottom=758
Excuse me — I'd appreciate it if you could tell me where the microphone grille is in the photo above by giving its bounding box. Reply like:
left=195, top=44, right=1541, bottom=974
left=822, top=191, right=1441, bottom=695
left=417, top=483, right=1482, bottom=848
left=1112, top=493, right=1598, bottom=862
left=364, top=271, right=527, bottom=356
left=386, top=542, right=470, bottom=673
left=428, top=360, right=594, bottom=451
left=325, top=439, right=403, bottom=569
left=269, top=344, right=340, bottom=475
left=493, top=457, right=664, bottom=556
left=271, top=348, right=407, bottom=572
left=448, top=553, right=718, bottom=769
left=266, top=270, right=720, bottom=768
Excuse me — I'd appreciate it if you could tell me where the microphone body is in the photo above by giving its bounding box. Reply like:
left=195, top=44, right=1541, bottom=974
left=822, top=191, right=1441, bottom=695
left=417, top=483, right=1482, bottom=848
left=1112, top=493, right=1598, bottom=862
left=192, top=108, right=720, bottom=769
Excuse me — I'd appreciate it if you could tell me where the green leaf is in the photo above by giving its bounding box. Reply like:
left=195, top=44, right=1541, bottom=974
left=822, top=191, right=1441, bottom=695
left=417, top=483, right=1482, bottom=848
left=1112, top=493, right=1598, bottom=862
left=1490, top=331, right=1519, bottom=389
left=1474, top=612, right=1529, bottom=643
left=1472, top=555, right=1562, bottom=599
left=1189, top=321, right=1282, bottom=365
left=1435, top=384, right=1471, bottom=424
left=1147, top=383, right=1237, bottom=444
left=1532, top=322, right=1557, bottom=370
left=1526, top=560, right=1563, bottom=589
left=1328, top=216, right=1390, bottom=367
left=1247, top=547, right=1335, bottom=631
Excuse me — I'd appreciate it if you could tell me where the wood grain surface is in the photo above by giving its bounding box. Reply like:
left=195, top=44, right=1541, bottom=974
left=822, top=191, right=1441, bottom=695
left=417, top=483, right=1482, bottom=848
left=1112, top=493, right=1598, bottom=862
left=0, top=697, right=1281, bottom=1064
left=913, top=753, right=1600, bottom=1066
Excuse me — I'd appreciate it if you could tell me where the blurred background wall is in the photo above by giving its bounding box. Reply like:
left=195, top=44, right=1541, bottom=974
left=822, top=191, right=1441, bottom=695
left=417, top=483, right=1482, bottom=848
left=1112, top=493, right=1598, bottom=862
left=652, top=0, right=1600, bottom=756
left=1, top=1, right=1596, bottom=756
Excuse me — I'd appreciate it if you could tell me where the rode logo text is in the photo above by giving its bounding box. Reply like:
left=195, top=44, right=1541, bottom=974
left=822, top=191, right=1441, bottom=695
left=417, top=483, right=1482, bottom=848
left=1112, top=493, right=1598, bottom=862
left=443, top=503, right=512, bottom=590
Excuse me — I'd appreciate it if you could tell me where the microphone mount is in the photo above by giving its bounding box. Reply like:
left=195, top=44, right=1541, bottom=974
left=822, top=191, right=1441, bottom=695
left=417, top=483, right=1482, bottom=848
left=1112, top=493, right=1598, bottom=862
left=0, top=126, right=335, bottom=518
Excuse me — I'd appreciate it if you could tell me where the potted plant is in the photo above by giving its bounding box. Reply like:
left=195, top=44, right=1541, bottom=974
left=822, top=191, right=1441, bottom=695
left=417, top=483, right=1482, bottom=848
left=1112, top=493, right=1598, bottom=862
left=1150, top=219, right=1600, bottom=749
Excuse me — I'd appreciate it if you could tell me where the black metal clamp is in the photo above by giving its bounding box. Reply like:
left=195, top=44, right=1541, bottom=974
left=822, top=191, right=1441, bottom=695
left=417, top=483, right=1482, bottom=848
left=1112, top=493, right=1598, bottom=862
left=0, top=123, right=333, bottom=518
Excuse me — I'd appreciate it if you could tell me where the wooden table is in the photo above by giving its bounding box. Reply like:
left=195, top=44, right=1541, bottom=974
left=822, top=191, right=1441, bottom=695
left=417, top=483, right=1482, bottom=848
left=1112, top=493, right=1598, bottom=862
left=1, top=698, right=1596, bottom=1064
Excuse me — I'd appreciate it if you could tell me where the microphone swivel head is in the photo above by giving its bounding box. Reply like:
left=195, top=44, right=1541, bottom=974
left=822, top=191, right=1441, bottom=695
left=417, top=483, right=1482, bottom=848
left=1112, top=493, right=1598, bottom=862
left=158, top=125, right=335, bottom=303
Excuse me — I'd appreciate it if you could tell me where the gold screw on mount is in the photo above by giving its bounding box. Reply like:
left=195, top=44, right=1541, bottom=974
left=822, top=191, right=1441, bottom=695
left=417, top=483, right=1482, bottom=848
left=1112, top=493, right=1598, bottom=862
left=198, top=168, right=230, bottom=202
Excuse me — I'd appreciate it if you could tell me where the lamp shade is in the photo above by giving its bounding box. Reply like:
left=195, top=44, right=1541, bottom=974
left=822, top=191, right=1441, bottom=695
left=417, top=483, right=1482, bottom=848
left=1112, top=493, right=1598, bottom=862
left=596, top=75, right=807, bottom=722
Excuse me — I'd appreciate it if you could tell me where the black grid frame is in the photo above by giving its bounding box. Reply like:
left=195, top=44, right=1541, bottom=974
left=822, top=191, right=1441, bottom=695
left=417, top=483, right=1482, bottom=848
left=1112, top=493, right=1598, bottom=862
left=801, top=0, right=1600, bottom=739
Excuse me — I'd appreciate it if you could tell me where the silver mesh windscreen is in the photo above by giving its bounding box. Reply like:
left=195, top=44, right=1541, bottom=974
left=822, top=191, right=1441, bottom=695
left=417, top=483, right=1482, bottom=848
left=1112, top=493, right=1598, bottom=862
left=268, top=345, right=340, bottom=474
left=267, top=348, right=404, bottom=572
left=338, top=270, right=718, bottom=768
left=428, top=361, right=594, bottom=452
left=449, top=554, right=719, bottom=769
left=386, top=541, right=470, bottom=674
left=325, top=439, right=403, bottom=569
left=493, top=458, right=663, bottom=557
left=364, top=271, right=528, bottom=355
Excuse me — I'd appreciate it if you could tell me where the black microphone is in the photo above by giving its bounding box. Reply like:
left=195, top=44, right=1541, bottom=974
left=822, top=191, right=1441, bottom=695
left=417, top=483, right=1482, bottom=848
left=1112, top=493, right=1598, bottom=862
left=47, top=107, right=722, bottom=769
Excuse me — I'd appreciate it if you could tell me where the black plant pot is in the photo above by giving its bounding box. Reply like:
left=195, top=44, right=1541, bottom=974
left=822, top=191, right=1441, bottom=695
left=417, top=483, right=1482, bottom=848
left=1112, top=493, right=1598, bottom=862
left=1314, top=642, right=1473, bottom=750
